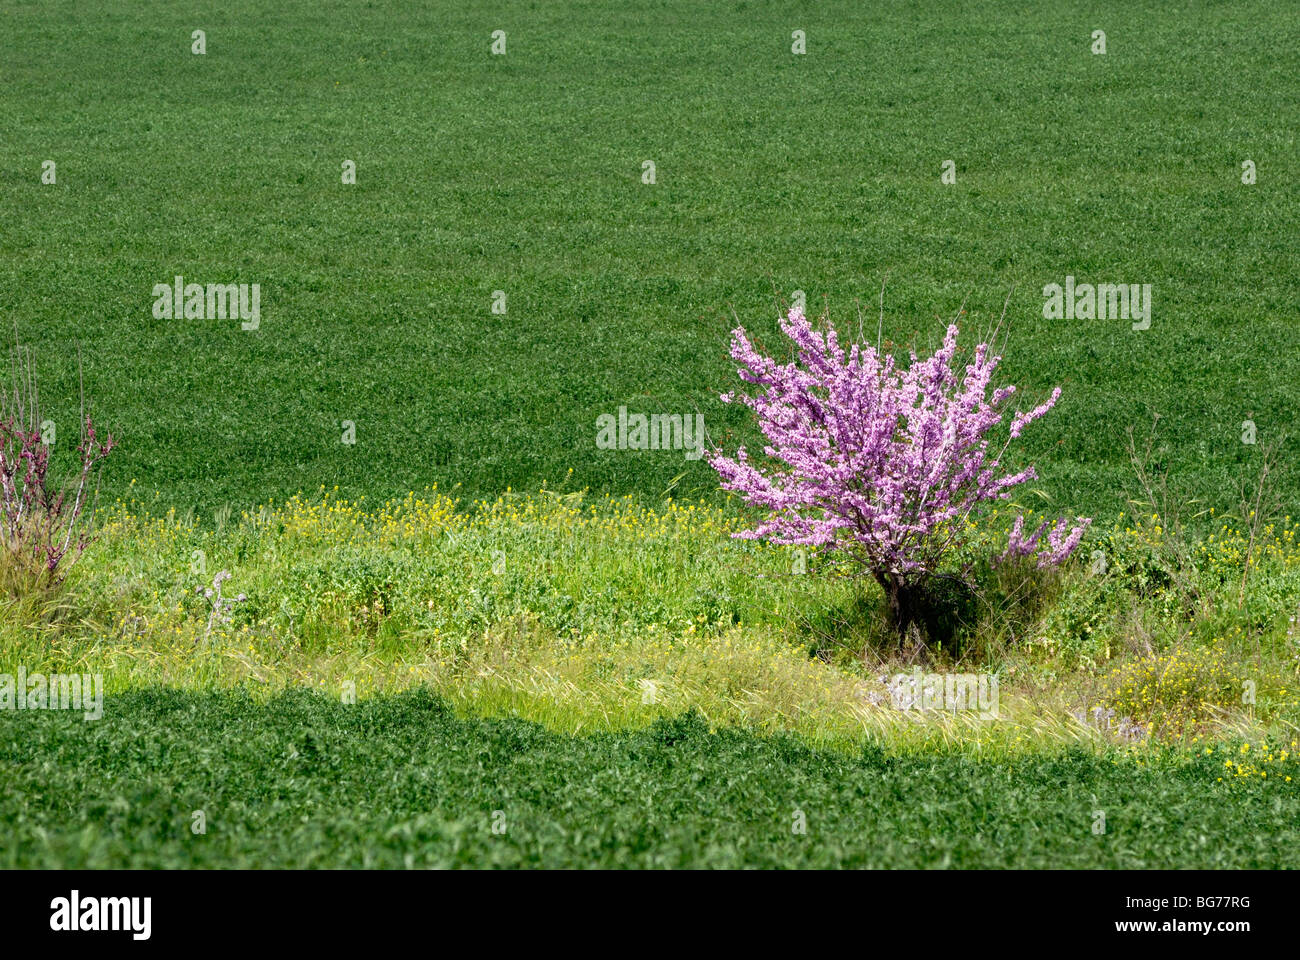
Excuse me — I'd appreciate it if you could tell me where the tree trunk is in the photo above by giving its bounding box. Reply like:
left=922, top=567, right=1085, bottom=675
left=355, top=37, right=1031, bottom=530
left=876, top=572, right=926, bottom=645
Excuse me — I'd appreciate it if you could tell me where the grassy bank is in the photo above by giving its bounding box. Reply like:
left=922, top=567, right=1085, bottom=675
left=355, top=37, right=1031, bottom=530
left=2, top=489, right=1298, bottom=751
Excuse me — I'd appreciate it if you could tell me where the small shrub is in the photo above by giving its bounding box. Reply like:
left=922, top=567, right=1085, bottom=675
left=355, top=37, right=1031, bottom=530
left=0, top=343, right=114, bottom=594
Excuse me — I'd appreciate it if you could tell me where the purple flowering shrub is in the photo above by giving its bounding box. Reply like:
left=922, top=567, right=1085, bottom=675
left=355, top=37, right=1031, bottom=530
left=0, top=344, right=115, bottom=593
left=709, top=305, right=1090, bottom=643
left=998, top=513, right=1091, bottom=568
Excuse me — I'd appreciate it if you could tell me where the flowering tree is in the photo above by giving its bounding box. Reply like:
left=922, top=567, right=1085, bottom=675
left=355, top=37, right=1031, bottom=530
left=709, top=305, right=1089, bottom=641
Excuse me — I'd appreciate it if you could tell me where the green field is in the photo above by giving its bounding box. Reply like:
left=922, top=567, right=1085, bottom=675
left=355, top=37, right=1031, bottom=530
left=2, top=0, right=1299, bottom=870
left=6, top=689, right=1298, bottom=869
left=2, top=0, right=1297, bottom=517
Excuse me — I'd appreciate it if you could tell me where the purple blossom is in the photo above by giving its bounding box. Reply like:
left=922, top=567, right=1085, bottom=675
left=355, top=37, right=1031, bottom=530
left=709, top=306, right=1089, bottom=633
left=1000, top=513, right=1092, bottom=568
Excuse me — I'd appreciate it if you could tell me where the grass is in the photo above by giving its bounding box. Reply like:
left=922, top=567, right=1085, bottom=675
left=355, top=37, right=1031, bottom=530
left=1, top=0, right=1297, bottom=517
left=4, top=687, right=1300, bottom=869
left=2, top=468, right=1298, bottom=869
left=3, top=0, right=1299, bottom=869
left=4, top=488, right=1299, bottom=752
